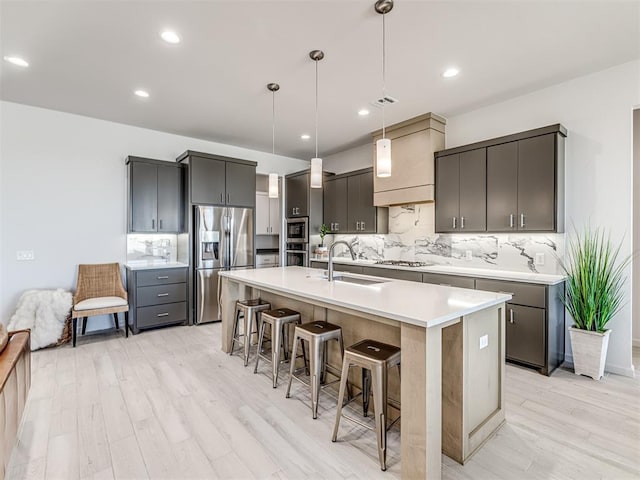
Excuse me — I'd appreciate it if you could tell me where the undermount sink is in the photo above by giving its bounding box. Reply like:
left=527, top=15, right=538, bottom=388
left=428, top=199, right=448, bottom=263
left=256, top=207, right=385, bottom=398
left=333, top=275, right=387, bottom=286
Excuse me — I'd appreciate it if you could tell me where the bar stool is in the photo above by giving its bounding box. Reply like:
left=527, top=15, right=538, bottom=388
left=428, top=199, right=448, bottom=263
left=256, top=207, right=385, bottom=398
left=254, top=308, right=303, bottom=388
left=229, top=298, right=271, bottom=366
left=286, top=321, right=346, bottom=419
left=332, top=339, right=401, bottom=471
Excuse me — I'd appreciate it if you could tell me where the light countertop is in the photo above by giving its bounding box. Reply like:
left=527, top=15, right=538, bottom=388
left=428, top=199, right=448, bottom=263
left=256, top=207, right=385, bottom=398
left=219, top=266, right=511, bottom=329
left=125, top=261, right=189, bottom=271
left=310, top=257, right=565, bottom=285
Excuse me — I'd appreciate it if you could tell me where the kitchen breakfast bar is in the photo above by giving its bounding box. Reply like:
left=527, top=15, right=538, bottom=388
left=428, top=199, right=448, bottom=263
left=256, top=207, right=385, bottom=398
left=219, top=266, right=511, bottom=479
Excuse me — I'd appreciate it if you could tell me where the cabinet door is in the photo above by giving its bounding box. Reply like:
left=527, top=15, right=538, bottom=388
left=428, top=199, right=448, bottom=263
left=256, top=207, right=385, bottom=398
left=422, top=273, right=475, bottom=289
left=255, top=193, right=270, bottom=235
left=458, top=148, right=486, bottom=232
left=487, top=142, right=518, bottom=231
left=324, top=177, right=347, bottom=233
left=286, top=173, right=309, bottom=217
left=517, top=134, right=556, bottom=231
left=352, top=171, right=376, bottom=233
left=362, top=267, right=422, bottom=282
left=157, top=165, right=182, bottom=232
left=190, top=157, right=226, bottom=205
left=226, top=162, right=256, bottom=207
left=435, top=154, right=460, bottom=233
left=269, top=197, right=280, bottom=234
left=506, top=304, right=545, bottom=367
left=130, top=162, right=158, bottom=232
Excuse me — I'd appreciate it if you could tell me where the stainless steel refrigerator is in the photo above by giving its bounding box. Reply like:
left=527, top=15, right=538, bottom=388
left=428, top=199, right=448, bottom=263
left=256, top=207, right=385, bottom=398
left=194, top=205, right=254, bottom=324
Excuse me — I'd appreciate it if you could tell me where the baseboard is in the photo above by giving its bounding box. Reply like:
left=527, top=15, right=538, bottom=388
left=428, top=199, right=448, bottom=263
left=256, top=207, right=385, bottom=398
left=564, top=354, right=636, bottom=378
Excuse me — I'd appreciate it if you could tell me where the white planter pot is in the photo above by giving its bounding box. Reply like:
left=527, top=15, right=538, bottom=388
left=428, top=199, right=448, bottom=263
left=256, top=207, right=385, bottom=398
left=568, top=326, right=611, bottom=380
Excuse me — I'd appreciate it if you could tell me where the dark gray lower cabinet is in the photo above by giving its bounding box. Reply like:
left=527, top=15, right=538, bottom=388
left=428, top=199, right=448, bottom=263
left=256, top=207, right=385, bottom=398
left=506, top=304, right=545, bottom=367
left=126, top=267, right=188, bottom=334
left=422, top=272, right=475, bottom=289
left=362, top=266, right=422, bottom=282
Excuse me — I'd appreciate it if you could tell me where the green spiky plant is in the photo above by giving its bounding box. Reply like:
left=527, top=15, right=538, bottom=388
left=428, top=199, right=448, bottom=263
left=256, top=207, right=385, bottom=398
left=319, top=224, right=329, bottom=246
left=560, top=228, right=631, bottom=333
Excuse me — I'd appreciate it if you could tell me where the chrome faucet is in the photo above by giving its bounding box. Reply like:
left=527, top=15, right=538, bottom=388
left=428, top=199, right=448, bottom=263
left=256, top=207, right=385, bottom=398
left=327, top=240, right=356, bottom=282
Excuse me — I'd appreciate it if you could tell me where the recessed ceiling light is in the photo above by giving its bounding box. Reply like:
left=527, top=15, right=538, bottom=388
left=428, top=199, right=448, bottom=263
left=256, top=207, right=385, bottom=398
left=134, top=90, right=150, bottom=98
left=301, top=134, right=311, bottom=140
left=3, top=56, right=29, bottom=67
left=443, top=67, right=460, bottom=78
left=160, top=31, right=181, bottom=44
left=358, top=109, right=370, bottom=116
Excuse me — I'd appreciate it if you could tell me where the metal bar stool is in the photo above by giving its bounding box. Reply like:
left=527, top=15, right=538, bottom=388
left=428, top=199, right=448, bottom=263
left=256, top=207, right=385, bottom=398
left=286, top=321, right=346, bottom=419
left=229, top=298, right=271, bottom=366
left=254, top=308, right=304, bottom=388
left=332, top=339, right=401, bottom=471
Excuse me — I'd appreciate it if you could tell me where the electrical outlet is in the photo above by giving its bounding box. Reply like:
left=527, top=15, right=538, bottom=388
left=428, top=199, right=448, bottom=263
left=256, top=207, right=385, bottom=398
left=535, top=252, right=545, bottom=266
left=16, top=250, right=35, bottom=261
left=465, top=250, right=473, bottom=261
left=479, top=334, right=489, bottom=349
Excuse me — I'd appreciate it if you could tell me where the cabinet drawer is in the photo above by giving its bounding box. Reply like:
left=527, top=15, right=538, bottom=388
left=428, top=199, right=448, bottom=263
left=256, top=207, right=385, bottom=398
left=136, top=268, right=187, bottom=287
left=422, top=273, right=475, bottom=289
left=363, top=267, right=422, bottom=282
left=334, top=264, right=364, bottom=275
left=136, top=302, right=187, bottom=328
left=137, top=283, right=186, bottom=307
left=475, top=279, right=545, bottom=308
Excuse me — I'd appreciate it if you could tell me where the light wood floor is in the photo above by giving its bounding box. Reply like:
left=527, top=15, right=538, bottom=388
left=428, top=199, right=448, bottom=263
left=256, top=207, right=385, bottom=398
left=6, top=324, right=640, bottom=480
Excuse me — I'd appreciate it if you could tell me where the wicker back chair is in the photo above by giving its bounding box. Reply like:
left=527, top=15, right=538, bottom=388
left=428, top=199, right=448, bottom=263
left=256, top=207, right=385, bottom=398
left=71, top=263, right=129, bottom=347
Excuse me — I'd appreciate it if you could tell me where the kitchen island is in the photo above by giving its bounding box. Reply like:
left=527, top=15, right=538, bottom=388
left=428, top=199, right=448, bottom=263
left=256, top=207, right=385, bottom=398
left=219, top=266, right=511, bottom=479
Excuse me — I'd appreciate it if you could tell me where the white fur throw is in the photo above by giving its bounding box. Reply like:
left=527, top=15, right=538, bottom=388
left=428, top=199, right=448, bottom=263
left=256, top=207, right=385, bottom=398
left=8, top=289, right=72, bottom=350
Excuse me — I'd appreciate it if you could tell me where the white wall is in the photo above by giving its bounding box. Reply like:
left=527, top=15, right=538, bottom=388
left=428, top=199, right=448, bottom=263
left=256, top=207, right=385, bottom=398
left=0, top=101, right=308, bottom=324
left=324, top=143, right=372, bottom=174
left=633, top=108, right=640, bottom=348
left=446, top=60, right=640, bottom=376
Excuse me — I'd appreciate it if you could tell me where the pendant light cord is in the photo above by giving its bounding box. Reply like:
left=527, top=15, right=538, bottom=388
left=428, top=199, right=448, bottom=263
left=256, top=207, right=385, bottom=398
left=272, top=90, right=276, bottom=155
left=315, top=58, right=319, bottom=158
left=382, top=11, right=386, bottom=140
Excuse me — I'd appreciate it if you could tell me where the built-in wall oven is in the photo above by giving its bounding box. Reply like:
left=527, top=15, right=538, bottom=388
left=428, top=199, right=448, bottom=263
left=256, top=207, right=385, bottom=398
left=286, top=217, right=308, bottom=244
left=286, top=217, right=309, bottom=266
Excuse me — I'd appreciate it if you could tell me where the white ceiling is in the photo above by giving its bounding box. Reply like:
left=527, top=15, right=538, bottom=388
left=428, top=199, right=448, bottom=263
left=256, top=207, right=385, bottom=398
left=1, top=1, right=638, bottom=160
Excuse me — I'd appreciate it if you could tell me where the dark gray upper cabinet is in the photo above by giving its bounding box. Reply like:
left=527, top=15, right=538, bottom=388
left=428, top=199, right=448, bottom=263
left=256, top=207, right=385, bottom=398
left=323, top=168, right=388, bottom=234
left=177, top=151, right=257, bottom=207
left=286, top=172, right=310, bottom=217
left=436, top=124, right=566, bottom=233
left=324, top=177, right=347, bottom=233
left=127, top=157, right=184, bottom=233
left=435, top=148, right=486, bottom=233
left=486, top=142, right=518, bottom=231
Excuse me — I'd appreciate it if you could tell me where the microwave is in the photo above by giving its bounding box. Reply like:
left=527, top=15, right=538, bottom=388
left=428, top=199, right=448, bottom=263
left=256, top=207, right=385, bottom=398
left=286, top=217, right=308, bottom=243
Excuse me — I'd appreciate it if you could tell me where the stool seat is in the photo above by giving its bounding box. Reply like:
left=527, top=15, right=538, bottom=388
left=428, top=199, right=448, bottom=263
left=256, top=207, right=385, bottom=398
left=230, top=298, right=271, bottom=366
left=296, top=321, right=342, bottom=336
left=254, top=308, right=303, bottom=388
left=332, top=338, right=401, bottom=471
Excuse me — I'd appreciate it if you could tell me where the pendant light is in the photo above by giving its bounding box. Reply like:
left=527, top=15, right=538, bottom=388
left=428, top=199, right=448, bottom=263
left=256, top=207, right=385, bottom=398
left=267, top=83, right=280, bottom=198
left=375, top=0, right=393, bottom=178
left=309, top=50, right=324, bottom=189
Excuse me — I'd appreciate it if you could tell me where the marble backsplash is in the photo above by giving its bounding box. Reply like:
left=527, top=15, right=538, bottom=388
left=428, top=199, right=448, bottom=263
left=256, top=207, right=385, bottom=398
left=328, top=204, right=565, bottom=275
left=127, top=234, right=177, bottom=264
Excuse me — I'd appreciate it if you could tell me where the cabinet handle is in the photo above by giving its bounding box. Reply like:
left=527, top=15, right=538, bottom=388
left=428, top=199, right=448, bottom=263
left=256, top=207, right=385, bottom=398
left=520, top=214, right=525, bottom=228
left=157, top=313, right=169, bottom=317
left=460, top=217, right=465, bottom=229
left=509, top=309, right=515, bottom=324
left=157, top=276, right=169, bottom=280
left=452, top=217, right=457, bottom=229
left=509, top=214, right=514, bottom=228
left=159, top=219, right=163, bottom=230
left=157, top=293, right=169, bottom=297
left=152, top=219, right=155, bottom=229
left=220, top=192, right=224, bottom=203
left=361, top=221, right=365, bottom=230
left=355, top=221, right=360, bottom=231
left=336, top=223, right=339, bottom=231
left=227, top=193, right=231, bottom=204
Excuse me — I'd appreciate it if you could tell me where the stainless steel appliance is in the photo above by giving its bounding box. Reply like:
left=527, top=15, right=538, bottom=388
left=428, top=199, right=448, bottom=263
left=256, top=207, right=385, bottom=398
left=375, top=260, right=434, bottom=267
left=286, top=217, right=308, bottom=243
left=285, top=243, right=308, bottom=267
left=194, top=205, right=254, bottom=324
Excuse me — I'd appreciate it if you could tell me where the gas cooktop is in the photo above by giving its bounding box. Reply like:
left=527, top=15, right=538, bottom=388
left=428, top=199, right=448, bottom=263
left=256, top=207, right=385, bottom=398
left=374, top=260, right=433, bottom=267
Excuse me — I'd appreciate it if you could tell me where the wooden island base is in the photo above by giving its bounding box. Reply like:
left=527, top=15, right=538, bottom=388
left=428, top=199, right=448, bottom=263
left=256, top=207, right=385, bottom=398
left=220, top=275, right=506, bottom=479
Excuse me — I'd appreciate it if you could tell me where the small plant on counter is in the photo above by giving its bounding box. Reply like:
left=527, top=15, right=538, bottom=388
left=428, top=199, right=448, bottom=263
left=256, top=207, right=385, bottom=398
left=319, top=224, right=329, bottom=246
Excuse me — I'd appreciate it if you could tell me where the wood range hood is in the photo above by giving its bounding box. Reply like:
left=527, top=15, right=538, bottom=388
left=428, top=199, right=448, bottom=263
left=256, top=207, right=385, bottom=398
left=372, top=112, right=446, bottom=207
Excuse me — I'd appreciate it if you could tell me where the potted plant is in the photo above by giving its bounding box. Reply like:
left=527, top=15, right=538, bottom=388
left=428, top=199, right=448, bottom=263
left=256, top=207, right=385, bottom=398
left=317, top=224, right=330, bottom=256
left=560, top=227, right=631, bottom=380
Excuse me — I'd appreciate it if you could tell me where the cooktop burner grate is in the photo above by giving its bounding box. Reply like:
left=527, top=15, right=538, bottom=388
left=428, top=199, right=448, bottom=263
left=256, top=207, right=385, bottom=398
left=375, top=260, right=433, bottom=267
